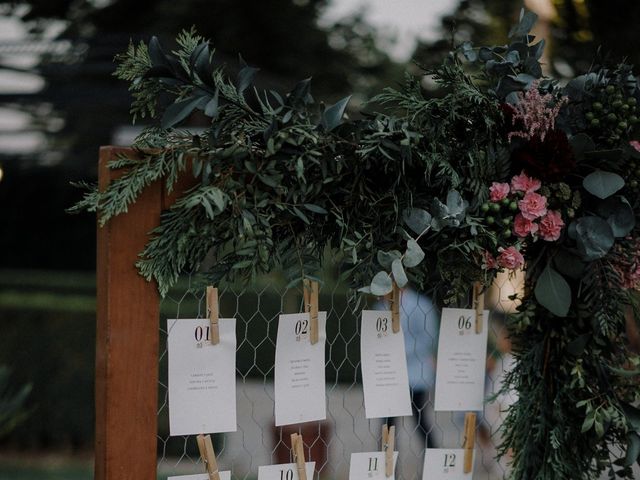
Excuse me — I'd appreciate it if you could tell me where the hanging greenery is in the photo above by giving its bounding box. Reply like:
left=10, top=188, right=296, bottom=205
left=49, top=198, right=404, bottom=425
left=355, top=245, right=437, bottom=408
left=71, top=9, right=640, bottom=479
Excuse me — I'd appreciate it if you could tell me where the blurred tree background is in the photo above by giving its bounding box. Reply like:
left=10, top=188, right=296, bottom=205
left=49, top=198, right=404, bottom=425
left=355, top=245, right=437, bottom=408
left=1, top=0, right=640, bottom=459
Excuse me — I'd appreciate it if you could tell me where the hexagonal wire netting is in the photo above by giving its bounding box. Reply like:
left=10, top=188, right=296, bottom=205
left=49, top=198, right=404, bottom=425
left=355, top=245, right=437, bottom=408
left=156, top=269, right=523, bottom=480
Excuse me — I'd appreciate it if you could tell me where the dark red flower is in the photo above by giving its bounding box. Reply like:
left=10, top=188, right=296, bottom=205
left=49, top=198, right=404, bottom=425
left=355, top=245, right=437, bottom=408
left=511, top=129, right=576, bottom=181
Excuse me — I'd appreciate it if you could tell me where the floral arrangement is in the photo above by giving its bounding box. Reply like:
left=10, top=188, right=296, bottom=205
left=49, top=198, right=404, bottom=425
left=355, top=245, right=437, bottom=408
left=71, top=9, right=640, bottom=479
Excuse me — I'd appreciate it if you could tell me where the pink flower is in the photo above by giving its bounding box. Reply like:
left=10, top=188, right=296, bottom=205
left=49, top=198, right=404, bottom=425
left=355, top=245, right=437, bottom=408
left=518, top=192, right=547, bottom=220
left=497, top=246, right=525, bottom=270
left=630, top=140, right=640, bottom=153
left=483, top=250, right=497, bottom=270
left=513, top=213, right=539, bottom=238
left=489, top=182, right=510, bottom=201
left=539, top=210, right=564, bottom=241
left=511, top=171, right=541, bottom=193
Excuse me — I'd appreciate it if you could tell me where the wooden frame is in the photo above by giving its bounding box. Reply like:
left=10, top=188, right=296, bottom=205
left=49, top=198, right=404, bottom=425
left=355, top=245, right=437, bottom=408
left=96, top=146, right=194, bottom=480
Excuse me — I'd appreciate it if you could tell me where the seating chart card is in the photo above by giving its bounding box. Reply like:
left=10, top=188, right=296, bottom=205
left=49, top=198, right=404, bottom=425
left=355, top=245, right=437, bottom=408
left=422, top=448, right=473, bottom=479
left=168, top=318, right=237, bottom=436
left=168, top=472, right=231, bottom=480
left=349, top=451, right=398, bottom=480
left=258, top=462, right=316, bottom=480
left=434, top=308, right=489, bottom=411
left=274, top=312, right=327, bottom=426
left=360, top=310, right=412, bottom=419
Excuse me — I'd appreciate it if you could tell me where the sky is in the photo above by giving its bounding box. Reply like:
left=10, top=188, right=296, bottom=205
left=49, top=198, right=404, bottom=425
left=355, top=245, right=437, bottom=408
left=322, top=0, right=458, bottom=61
left=0, top=0, right=459, bottom=158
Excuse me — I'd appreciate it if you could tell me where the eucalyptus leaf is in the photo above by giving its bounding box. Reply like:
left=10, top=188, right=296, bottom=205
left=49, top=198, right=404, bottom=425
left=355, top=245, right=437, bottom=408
left=583, top=171, right=624, bottom=199
left=624, top=432, right=640, bottom=467
left=237, top=65, right=260, bottom=94
left=596, top=196, right=635, bottom=237
left=161, top=96, right=205, bottom=129
left=508, top=9, right=538, bottom=38
left=321, top=95, right=351, bottom=131
left=204, top=89, right=219, bottom=118
left=370, top=271, right=393, bottom=296
left=303, top=203, right=328, bottom=214
left=148, top=36, right=169, bottom=68
left=534, top=265, right=571, bottom=317
left=403, top=208, right=432, bottom=235
left=377, top=250, right=402, bottom=269
left=392, top=259, right=408, bottom=288
left=403, top=239, right=425, bottom=268
left=573, top=216, right=615, bottom=261
left=209, top=187, right=225, bottom=212
left=553, top=249, right=585, bottom=279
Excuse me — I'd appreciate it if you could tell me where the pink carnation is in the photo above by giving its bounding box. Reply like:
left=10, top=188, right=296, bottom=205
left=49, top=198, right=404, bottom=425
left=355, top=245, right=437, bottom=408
left=497, top=246, right=525, bottom=270
left=518, top=192, right=548, bottom=220
left=489, top=182, right=510, bottom=201
left=483, top=250, right=497, bottom=270
left=539, top=210, right=564, bottom=241
left=513, top=213, right=539, bottom=238
left=511, top=171, right=541, bottom=193
left=630, top=140, right=640, bottom=153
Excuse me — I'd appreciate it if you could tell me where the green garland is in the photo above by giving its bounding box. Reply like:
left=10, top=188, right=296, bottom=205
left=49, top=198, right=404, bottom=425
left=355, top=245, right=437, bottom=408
left=71, top=10, right=640, bottom=479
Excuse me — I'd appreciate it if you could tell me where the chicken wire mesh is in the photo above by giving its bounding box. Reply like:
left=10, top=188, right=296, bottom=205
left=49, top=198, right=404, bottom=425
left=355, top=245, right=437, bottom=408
left=156, top=270, right=522, bottom=480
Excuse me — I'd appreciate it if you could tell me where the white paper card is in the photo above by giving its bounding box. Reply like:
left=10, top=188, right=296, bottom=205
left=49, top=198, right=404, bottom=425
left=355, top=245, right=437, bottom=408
left=274, top=312, right=327, bottom=426
left=422, top=448, right=473, bottom=479
left=168, top=318, right=237, bottom=435
left=168, top=472, right=231, bottom=480
left=258, top=462, right=315, bottom=480
left=434, top=308, right=489, bottom=411
left=360, top=310, right=412, bottom=418
left=349, top=451, right=399, bottom=480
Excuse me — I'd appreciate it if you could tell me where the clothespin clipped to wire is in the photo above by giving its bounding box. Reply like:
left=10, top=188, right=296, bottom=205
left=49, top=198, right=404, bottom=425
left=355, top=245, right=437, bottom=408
left=390, top=282, right=401, bottom=334
left=472, top=282, right=484, bottom=334
left=206, top=286, right=220, bottom=345
left=462, top=412, right=477, bottom=474
left=290, top=433, right=307, bottom=480
left=382, top=424, right=395, bottom=477
left=197, top=433, right=221, bottom=480
left=303, top=279, right=319, bottom=345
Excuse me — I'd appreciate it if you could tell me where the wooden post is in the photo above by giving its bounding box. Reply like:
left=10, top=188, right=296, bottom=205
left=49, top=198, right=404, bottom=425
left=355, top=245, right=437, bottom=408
left=95, top=146, right=163, bottom=480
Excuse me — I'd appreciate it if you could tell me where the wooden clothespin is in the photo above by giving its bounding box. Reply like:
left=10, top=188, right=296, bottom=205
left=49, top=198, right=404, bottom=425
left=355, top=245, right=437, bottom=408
left=382, top=424, right=395, bottom=477
left=462, top=412, right=477, bottom=474
left=390, top=282, right=401, bottom=334
left=473, top=282, right=484, bottom=334
left=197, top=433, right=221, bottom=480
left=303, top=279, right=319, bottom=345
left=206, top=286, right=220, bottom=345
left=290, top=433, right=307, bottom=480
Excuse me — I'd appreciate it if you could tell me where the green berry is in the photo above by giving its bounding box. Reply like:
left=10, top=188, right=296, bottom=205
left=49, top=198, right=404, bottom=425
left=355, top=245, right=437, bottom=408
left=487, top=216, right=495, bottom=225
left=502, top=217, right=512, bottom=226
left=490, top=202, right=501, bottom=212
left=619, top=121, right=628, bottom=130
left=509, top=201, right=518, bottom=211
left=585, top=112, right=594, bottom=121
left=630, top=161, right=637, bottom=169
left=613, top=100, right=623, bottom=109
left=628, top=97, right=637, bottom=106
left=503, top=228, right=512, bottom=237
left=606, top=85, right=615, bottom=94
left=590, top=118, right=600, bottom=127
left=592, top=102, right=603, bottom=111
left=501, top=197, right=511, bottom=206
left=607, top=113, right=618, bottom=122
left=630, top=115, right=639, bottom=124
left=622, top=104, right=630, bottom=112
left=615, top=93, right=623, bottom=101
left=630, top=180, right=639, bottom=188
left=481, top=203, right=490, bottom=213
